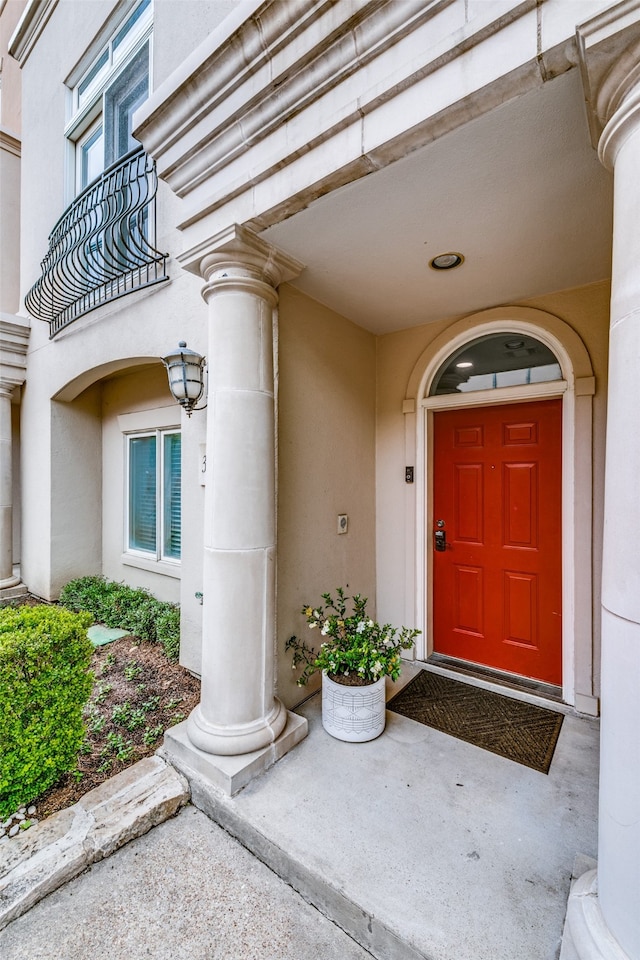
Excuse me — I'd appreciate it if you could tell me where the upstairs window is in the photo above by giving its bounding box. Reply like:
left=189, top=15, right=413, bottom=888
left=67, top=0, right=152, bottom=192
left=26, top=0, right=166, bottom=336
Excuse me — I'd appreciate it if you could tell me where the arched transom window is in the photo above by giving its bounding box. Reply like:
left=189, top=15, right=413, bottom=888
left=429, top=333, right=562, bottom=396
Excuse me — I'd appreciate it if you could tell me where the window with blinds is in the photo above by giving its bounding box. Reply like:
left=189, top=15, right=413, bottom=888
left=162, top=432, right=181, bottom=560
left=127, top=429, right=181, bottom=562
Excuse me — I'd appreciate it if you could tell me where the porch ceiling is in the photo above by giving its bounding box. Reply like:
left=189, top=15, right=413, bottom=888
left=261, top=68, right=613, bottom=335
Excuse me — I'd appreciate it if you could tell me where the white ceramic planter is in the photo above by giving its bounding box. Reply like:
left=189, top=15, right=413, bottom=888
left=321, top=672, right=386, bottom=742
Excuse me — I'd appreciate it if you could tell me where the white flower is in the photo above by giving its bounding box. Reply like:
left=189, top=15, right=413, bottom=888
left=356, top=621, right=366, bottom=633
left=367, top=619, right=374, bottom=627
left=321, top=623, right=330, bottom=635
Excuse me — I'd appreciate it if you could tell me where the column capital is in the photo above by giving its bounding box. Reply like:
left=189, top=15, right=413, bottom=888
left=0, top=314, right=30, bottom=389
left=177, top=223, right=304, bottom=287
left=577, top=2, right=640, bottom=168
left=0, top=383, right=16, bottom=401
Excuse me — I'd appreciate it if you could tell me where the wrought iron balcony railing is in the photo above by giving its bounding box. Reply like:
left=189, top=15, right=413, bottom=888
left=25, top=146, right=168, bottom=337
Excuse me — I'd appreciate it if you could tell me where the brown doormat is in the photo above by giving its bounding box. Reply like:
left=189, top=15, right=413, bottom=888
left=387, top=670, right=563, bottom=774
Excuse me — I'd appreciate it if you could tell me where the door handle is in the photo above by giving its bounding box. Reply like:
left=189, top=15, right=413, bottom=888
left=434, top=529, right=447, bottom=552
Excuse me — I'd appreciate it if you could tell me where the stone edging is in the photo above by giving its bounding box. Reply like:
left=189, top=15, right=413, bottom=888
left=0, top=756, right=189, bottom=931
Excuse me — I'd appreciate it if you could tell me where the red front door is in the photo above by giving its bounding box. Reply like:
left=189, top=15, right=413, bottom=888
left=432, top=399, right=562, bottom=685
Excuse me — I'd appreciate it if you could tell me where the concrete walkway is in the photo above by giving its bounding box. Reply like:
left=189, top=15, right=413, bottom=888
left=168, top=668, right=600, bottom=960
left=0, top=805, right=372, bottom=960
left=0, top=664, right=600, bottom=960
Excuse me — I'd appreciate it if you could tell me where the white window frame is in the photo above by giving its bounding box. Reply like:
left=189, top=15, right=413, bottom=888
left=76, top=118, right=105, bottom=194
left=65, top=0, right=153, bottom=195
left=124, top=426, right=181, bottom=567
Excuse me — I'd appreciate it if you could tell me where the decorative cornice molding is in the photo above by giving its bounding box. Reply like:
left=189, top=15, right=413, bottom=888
left=136, top=0, right=454, bottom=196
left=0, top=127, right=21, bottom=157
left=576, top=0, right=640, bottom=151
left=135, top=0, right=554, bottom=232
left=8, top=0, right=58, bottom=65
left=0, top=313, right=30, bottom=388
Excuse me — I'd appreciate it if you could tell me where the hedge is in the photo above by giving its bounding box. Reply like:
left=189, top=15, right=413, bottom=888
left=0, top=605, right=94, bottom=819
left=59, top=576, right=180, bottom=663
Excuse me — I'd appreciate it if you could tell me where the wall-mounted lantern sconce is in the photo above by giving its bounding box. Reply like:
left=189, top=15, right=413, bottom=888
left=162, top=341, right=207, bottom=417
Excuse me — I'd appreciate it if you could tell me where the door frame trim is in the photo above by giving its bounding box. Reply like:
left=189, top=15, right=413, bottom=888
left=404, top=306, right=596, bottom=712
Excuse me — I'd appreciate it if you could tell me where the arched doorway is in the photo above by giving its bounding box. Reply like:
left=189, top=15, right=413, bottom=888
left=404, top=307, right=596, bottom=709
left=429, top=333, right=564, bottom=685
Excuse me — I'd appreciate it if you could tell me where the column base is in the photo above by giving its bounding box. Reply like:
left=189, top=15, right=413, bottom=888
left=0, top=579, right=28, bottom=600
left=186, top=696, right=288, bottom=756
left=159, top=710, right=308, bottom=796
left=574, top=693, right=600, bottom=717
left=562, top=868, right=631, bottom=960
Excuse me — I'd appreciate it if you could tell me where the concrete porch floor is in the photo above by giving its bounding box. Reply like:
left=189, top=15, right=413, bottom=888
left=0, top=664, right=599, bottom=960
left=172, top=664, right=600, bottom=960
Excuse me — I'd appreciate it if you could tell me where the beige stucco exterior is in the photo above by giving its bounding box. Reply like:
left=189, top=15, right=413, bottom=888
left=277, top=285, right=377, bottom=706
left=5, top=0, right=640, bottom=954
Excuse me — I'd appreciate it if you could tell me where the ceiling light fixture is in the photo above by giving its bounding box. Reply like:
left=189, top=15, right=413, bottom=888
left=429, top=252, right=464, bottom=270
left=505, top=339, right=525, bottom=349
left=456, top=361, right=473, bottom=369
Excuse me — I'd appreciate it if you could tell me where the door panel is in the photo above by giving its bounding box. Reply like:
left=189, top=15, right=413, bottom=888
left=432, top=399, right=562, bottom=684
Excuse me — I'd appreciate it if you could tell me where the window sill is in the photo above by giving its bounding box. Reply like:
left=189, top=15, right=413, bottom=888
left=121, top=553, right=181, bottom=579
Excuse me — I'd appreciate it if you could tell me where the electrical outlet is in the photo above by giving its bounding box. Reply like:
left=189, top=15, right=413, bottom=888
left=337, top=514, right=348, bottom=534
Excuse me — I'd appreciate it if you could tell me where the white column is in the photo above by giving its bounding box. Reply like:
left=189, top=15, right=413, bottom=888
left=0, top=316, right=29, bottom=594
left=567, top=37, right=640, bottom=960
left=0, top=384, right=19, bottom=589
left=594, top=84, right=640, bottom=960
left=180, top=226, right=305, bottom=765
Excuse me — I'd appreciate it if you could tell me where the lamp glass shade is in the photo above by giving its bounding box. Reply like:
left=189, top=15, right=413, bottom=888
left=162, top=342, right=205, bottom=411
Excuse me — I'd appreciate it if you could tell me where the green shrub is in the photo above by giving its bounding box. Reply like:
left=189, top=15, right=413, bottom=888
left=155, top=606, right=181, bottom=662
left=59, top=576, right=181, bottom=663
left=58, top=576, right=112, bottom=623
left=0, top=605, right=94, bottom=819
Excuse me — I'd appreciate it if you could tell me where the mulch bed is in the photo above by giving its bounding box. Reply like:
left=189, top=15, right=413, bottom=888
left=34, top=636, right=200, bottom=820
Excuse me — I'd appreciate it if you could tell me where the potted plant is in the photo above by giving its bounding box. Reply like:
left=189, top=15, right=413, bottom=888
left=286, top=588, right=420, bottom=742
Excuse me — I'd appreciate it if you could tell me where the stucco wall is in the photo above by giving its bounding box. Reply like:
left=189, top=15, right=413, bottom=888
left=0, top=0, right=23, bottom=315
left=375, top=278, right=610, bottom=700
left=11, top=398, right=20, bottom=561
left=152, top=0, right=239, bottom=83
left=0, top=0, right=26, bottom=134
left=0, top=141, right=21, bottom=314
left=21, top=370, right=103, bottom=601
left=276, top=285, right=377, bottom=706
left=101, top=365, right=181, bottom=603
left=50, top=385, right=103, bottom=596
